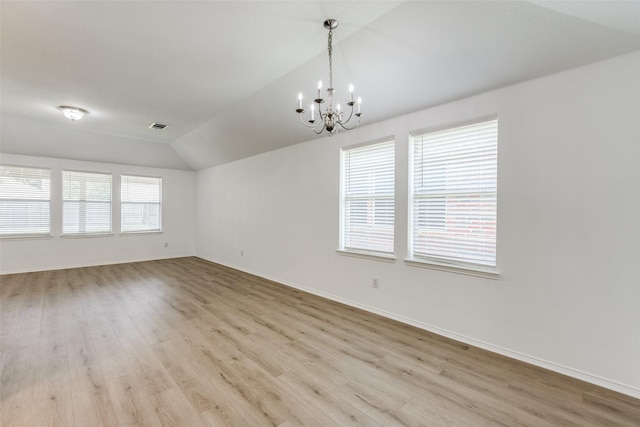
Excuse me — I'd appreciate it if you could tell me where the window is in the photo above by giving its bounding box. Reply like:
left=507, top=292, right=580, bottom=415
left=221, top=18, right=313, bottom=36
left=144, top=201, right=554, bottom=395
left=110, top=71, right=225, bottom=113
left=0, top=165, right=51, bottom=237
left=121, top=174, right=162, bottom=233
left=340, top=140, right=395, bottom=256
left=409, top=118, right=497, bottom=268
left=62, top=170, right=112, bottom=235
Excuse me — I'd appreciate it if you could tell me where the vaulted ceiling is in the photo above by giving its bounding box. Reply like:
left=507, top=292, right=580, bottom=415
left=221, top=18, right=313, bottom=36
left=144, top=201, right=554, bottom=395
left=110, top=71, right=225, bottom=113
left=2, top=1, right=640, bottom=171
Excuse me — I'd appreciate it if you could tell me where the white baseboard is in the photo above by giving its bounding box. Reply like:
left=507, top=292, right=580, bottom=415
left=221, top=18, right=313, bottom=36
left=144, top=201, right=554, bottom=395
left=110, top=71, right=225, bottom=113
left=199, top=256, right=640, bottom=400
left=0, top=253, right=196, bottom=275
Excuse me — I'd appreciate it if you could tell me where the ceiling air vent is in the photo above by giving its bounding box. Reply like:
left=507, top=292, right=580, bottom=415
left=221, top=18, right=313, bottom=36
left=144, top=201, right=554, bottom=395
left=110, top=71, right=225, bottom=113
left=149, top=123, right=167, bottom=130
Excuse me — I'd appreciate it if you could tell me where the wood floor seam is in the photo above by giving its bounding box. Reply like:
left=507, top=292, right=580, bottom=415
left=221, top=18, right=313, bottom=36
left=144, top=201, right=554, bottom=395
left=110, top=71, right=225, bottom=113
left=2, top=256, right=639, bottom=426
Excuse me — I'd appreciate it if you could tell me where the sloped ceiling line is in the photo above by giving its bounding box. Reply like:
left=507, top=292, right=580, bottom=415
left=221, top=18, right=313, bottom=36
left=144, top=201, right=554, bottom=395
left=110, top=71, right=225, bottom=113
left=2, top=1, right=640, bottom=170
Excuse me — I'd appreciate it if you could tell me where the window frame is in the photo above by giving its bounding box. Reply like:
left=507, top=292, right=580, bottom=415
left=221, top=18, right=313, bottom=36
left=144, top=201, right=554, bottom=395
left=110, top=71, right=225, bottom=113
left=407, top=116, right=498, bottom=278
left=339, top=139, right=396, bottom=260
left=120, top=173, right=162, bottom=234
left=0, top=165, right=52, bottom=239
left=62, top=169, right=113, bottom=237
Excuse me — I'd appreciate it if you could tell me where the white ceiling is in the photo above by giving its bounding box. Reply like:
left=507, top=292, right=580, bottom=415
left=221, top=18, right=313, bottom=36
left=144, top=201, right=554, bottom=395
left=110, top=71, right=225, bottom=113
left=2, top=1, right=640, bottom=171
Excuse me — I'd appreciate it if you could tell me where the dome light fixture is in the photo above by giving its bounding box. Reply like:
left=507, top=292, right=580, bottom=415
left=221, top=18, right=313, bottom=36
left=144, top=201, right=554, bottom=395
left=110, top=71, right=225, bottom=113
left=58, top=106, right=89, bottom=121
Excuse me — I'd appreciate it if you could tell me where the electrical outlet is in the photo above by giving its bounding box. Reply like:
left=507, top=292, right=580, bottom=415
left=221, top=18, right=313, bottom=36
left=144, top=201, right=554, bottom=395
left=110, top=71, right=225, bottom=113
left=164, top=242, right=168, bottom=248
left=372, top=278, right=379, bottom=289
left=241, top=250, right=244, bottom=256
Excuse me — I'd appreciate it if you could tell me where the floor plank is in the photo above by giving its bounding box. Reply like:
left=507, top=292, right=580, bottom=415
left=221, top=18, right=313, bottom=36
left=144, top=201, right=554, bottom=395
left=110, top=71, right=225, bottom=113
left=1, top=256, right=639, bottom=426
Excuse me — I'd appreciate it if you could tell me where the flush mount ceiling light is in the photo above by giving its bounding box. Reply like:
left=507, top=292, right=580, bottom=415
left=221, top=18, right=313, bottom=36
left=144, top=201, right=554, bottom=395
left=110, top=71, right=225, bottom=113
left=149, top=122, right=168, bottom=130
left=58, top=106, right=89, bottom=121
left=296, top=19, right=362, bottom=136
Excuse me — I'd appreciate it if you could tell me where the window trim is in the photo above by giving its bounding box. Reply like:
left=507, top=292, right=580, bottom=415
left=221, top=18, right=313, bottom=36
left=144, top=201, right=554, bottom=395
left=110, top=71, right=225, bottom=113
left=408, top=115, right=498, bottom=274
left=61, top=168, right=113, bottom=236
left=120, top=173, right=163, bottom=234
left=336, top=249, right=396, bottom=263
left=404, top=257, right=499, bottom=279
left=60, top=233, right=114, bottom=239
left=0, top=164, right=52, bottom=239
left=339, top=138, right=396, bottom=259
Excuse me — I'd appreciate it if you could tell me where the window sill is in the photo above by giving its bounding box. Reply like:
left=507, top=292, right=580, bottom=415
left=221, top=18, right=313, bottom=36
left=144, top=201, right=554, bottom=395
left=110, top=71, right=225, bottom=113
left=405, top=258, right=499, bottom=279
left=0, top=234, right=53, bottom=241
left=120, top=230, right=163, bottom=236
left=336, top=249, right=396, bottom=263
left=61, top=233, right=114, bottom=239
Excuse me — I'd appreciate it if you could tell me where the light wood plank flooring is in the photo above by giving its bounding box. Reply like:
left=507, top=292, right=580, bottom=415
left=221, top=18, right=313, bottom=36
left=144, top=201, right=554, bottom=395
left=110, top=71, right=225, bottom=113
left=1, top=257, right=638, bottom=426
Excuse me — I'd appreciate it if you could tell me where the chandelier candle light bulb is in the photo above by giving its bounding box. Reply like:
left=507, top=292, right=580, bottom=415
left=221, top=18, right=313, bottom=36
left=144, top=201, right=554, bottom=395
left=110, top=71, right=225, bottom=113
left=295, top=19, right=363, bottom=135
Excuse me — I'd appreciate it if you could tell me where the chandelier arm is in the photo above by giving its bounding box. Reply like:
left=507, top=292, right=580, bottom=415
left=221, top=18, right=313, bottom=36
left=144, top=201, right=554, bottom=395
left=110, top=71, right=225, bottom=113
left=336, top=114, right=362, bottom=131
left=338, top=105, right=354, bottom=125
left=298, top=113, right=320, bottom=129
left=313, top=123, right=327, bottom=134
left=297, top=110, right=328, bottom=134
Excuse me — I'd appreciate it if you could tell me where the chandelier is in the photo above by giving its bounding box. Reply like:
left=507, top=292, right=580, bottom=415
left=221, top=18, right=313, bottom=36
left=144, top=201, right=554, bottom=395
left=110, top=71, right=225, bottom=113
left=296, top=19, right=362, bottom=135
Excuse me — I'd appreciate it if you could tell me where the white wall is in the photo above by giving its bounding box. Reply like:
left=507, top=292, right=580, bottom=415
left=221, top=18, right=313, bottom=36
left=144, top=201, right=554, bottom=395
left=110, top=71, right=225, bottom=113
left=0, top=154, right=197, bottom=273
left=197, top=51, right=640, bottom=397
left=2, top=115, right=193, bottom=170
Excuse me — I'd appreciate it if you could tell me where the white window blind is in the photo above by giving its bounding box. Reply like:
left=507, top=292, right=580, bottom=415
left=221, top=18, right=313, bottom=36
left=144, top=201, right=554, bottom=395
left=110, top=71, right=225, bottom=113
left=0, top=165, right=51, bottom=236
left=410, top=118, right=497, bottom=267
left=341, top=141, right=395, bottom=255
left=121, top=175, right=162, bottom=233
left=63, top=170, right=112, bottom=235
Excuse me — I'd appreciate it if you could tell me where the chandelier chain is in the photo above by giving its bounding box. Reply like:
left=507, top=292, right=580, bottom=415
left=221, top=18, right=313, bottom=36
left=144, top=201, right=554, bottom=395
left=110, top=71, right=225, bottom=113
left=328, top=28, right=333, bottom=90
